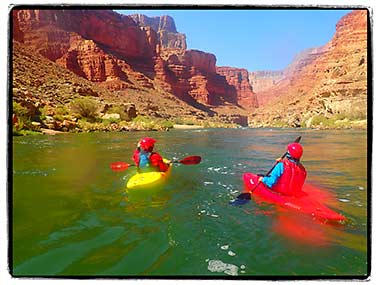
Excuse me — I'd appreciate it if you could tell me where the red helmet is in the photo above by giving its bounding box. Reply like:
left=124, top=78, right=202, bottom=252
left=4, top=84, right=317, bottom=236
left=139, top=137, right=156, bottom=151
left=287, top=143, right=303, bottom=159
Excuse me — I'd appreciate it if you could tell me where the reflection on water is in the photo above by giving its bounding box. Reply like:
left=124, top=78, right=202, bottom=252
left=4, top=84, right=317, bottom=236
left=12, top=129, right=368, bottom=277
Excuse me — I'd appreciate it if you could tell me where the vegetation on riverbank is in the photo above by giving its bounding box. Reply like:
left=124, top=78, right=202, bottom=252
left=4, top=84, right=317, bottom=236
left=254, top=115, right=367, bottom=130
left=12, top=99, right=240, bottom=136
left=12, top=99, right=367, bottom=136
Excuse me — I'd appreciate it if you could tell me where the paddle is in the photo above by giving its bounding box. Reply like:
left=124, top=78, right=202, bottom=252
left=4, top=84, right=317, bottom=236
left=230, top=136, right=302, bottom=206
left=110, top=155, right=202, bottom=172
left=110, top=161, right=131, bottom=172
left=172, top=155, right=202, bottom=165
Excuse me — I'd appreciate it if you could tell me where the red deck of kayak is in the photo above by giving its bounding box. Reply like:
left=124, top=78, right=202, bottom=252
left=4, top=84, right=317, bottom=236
left=243, top=173, right=345, bottom=222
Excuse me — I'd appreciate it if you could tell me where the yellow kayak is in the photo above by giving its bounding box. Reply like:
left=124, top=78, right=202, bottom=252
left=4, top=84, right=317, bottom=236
left=126, top=159, right=172, bottom=190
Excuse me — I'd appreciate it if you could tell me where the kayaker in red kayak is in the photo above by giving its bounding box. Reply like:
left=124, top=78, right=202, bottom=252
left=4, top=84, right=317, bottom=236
left=259, top=143, right=307, bottom=197
left=132, top=137, right=170, bottom=173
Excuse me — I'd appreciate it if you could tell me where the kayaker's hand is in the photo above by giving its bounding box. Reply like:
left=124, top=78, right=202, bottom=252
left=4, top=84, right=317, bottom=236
left=258, top=176, right=263, bottom=183
left=275, top=157, right=282, bottom=162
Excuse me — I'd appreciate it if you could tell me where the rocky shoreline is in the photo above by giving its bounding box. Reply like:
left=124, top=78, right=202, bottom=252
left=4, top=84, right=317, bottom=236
left=13, top=116, right=367, bottom=136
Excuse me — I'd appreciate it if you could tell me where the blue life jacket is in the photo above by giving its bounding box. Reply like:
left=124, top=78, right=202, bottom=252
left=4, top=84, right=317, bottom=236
left=139, top=151, right=151, bottom=167
left=138, top=150, right=154, bottom=172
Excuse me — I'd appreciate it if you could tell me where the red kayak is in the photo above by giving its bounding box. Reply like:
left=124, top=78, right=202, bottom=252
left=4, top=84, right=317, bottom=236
left=243, top=173, right=346, bottom=222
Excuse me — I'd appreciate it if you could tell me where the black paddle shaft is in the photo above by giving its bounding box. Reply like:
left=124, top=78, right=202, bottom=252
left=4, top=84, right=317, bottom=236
left=264, top=136, right=302, bottom=176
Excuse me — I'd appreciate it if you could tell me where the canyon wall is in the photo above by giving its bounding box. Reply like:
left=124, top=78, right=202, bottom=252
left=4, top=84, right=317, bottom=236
left=249, top=70, right=284, bottom=93
left=249, top=10, right=368, bottom=127
left=130, top=14, right=187, bottom=49
left=13, top=9, right=156, bottom=61
left=217, top=67, right=258, bottom=108
left=13, top=9, right=258, bottom=114
left=12, top=9, right=367, bottom=129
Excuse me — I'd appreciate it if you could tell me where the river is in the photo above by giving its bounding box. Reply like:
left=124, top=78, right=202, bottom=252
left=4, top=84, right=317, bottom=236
left=11, top=128, right=368, bottom=278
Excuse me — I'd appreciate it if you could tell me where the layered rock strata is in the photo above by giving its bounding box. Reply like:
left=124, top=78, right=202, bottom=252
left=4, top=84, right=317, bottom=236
left=249, top=10, right=368, bottom=128
left=12, top=9, right=257, bottom=116
left=217, top=67, right=258, bottom=108
left=130, top=14, right=187, bottom=49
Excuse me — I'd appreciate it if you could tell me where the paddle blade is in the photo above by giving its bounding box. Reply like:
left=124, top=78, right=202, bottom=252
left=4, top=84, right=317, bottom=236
left=178, top=156, right=202, bottom=165
left=230, top=192, right=252, bottom=206
left=110, top=162, right=131, bottom=172
left=229, top=198, right=251, bottom=206
left=236, top=192, right=252, bottom=200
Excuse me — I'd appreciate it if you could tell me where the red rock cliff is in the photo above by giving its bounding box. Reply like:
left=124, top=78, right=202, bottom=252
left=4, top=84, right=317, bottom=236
left=155, top=48, right=233, bottom=105
left=12, top=9, right=253, bottom=116
left=130, top=14, right=187, bottom=49
left=250, top=10, right=368, bottom=127
left=12, top=9, right=158, bottom=88
left=217, top=67, right=258, bottom=109
left=14, top=9, right=156, bottom=60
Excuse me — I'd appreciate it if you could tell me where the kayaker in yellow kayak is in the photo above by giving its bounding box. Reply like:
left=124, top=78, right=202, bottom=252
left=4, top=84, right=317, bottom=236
left=132, top=137, right=170, bottom=173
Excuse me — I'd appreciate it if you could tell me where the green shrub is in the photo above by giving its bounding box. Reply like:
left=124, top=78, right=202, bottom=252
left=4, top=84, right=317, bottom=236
left=39, top=105, right=50, bottom=121
left=157, top=119, right=174, bottom=129
left=132, top=115, right=150, bottom=123
left=107, top=106, right=129, bottom=121
left=172, top=117, right=199, bottom=126
left=307, top=114, right=364, bottom=128
left=70, top=97, right=98, bottom=122
left=13, top=101, right=28, bottom=118
left=77, top=118, right=95, bottom=130
left=131, top=115, right=174, bottom=130
left=14, top=129, right=41, bottom=136
left=53, top=114, right=65, bottom=122
left=56, top=105, right=69, bottom=116
left=12, top=101, right=31, bottom=131
left=309, top=115, right=341, bottom=127
left=102, top=117, right=120, bottom=125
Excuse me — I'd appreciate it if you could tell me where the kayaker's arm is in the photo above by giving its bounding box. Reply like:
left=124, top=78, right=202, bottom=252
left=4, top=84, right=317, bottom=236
left=260, top=162, right=284, bottom=188
left=132, top=149, right=140, bottom=165
left=150, top=153, right=169, bottom=172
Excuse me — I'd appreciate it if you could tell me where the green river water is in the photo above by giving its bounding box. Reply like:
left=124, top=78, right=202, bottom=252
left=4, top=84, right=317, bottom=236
left=11, top=128, right=369, bottom=279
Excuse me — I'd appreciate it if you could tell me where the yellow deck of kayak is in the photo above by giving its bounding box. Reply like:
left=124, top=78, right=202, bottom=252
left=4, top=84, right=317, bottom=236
left=126, top=159, right=172, bottom=190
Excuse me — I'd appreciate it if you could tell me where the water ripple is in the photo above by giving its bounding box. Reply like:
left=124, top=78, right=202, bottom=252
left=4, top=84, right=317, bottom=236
left=13, top=168, right=56, bottom=176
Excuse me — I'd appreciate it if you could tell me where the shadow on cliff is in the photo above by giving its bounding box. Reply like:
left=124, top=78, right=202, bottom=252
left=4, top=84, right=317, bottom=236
left=178, top=94, right=217, bottom=117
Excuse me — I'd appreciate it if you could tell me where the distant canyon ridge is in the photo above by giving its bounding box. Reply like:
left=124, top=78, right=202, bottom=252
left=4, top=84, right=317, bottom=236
left=12, top=9, right=368, bottom=129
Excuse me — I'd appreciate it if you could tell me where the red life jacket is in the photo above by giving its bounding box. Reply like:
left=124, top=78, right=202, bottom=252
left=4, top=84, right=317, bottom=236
left=272, top=159, right=307, bottom=196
